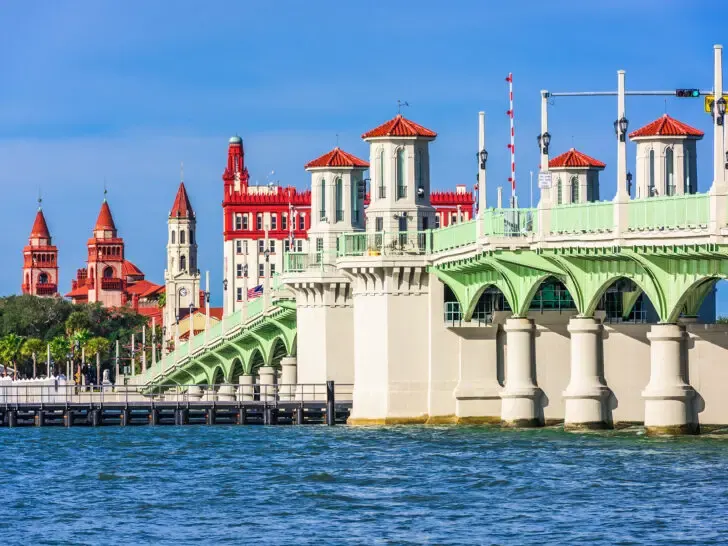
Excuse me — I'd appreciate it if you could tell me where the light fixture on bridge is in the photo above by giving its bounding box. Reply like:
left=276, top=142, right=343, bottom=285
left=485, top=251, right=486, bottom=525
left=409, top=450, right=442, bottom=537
left=417, top=186, right=425, bottom=198
left=717, top=97, right=727, bottom=126
left=725, top=151, right=728, bottom=170
left=538, top=132, right=551, bottom=155
left=223, top=278, right=228, bottom=291
left=614, top=117, right=629, bottom=142
left=188, top=301, right=194, bottom=315
left=264, top=249, right=270, bottom=262
left=626, top=171, right=633, bottom=196
left=478, top=149, right=488, bottom=169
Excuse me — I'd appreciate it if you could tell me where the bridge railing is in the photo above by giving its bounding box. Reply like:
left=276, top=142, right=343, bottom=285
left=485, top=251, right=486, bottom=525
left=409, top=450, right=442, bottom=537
left=550, top=201, right=614, bottom=234
left=431, top=220, right=477, bottom=252
left=482, top=208, right=537, bottom=237
left=284, top=251, right=337, bottom=272
left=338, top=231, right=432, bottom=257
left=627, top=193, right=710, bottom=230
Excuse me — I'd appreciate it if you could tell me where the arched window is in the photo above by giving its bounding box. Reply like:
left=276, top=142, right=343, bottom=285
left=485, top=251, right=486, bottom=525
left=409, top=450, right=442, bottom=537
left=179, top=255, right=186, bottom=272
left=570, top=176, right=579, bottom=203
left=180, top=230, right=186, bottom=244
left=416, top=150, right=423, bottom=192
left=38, top=272, right=48, bottom=284
left=665, top=147, right=675, bottom=196
left=190, top=230, right=195, bottom=244
left=649, top=149, right=655, bottom=196
left=171, top=231, right=176, bottom=244
left=557, top=178, right=563, bottom=205
left=396, top=148, right=406, bottom=199
left=335, top=177, right=343, bottom=222
left=378, top=149, right=385, bottom=198
left=684, top=148, right=692, bottom=194
left=103, top=266, right=114, bottom=278
left=352, top=178, right=360, bottom=223
left=319, top=179, right=326, bottom=221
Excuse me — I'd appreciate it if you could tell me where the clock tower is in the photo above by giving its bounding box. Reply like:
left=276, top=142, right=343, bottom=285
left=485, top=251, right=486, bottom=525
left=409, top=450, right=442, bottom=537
left=164, top=181, right=201, bottom=337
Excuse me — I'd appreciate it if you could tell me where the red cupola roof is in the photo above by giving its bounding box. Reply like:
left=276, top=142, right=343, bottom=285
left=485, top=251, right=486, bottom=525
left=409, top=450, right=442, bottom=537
left=304, top=147, right=369, bottom=169
left=362, top=114, right=437, bottom=139
left=170, top=182, right=194, bottom=218
left=549, top=148, right=606, bottom=169
left=94, top=200, right=117, bottom=231
left=629, top=114, right=704, bottom=139
left=30, top=209, right=51, bottom=239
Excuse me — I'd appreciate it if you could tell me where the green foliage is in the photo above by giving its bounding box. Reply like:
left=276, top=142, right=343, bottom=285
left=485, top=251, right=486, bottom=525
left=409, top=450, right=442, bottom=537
left=48, top=336, right=70, bottom=363
left=158, top=291, right=166, bottom=309
left=0, top=333, right=25, bottom=375
left=19, top=337, right=45, bottom=376
left=85, top=337, right=111, bottom=359
left=717, top=316, right=728, bottom=324
left=65, top=311, right=92, bottom=335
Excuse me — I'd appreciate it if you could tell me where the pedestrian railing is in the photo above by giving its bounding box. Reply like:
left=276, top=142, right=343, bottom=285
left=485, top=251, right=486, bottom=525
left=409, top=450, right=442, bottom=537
left=628, top=193, right=709, bottom=231
left=431, top=220, right=477, bottom=252
left=550, top=201, right=614, bottom=234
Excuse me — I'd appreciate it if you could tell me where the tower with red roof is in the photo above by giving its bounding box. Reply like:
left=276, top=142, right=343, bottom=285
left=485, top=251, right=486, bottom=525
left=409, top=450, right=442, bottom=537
left=361, top=113, right=437, bottom=233
left=164, top=180, right=201, bottom=332
left=628, top=114, right=704, bottom=198
left=548, top=148, right=606, bottom=205
left=22, top=200, right=59, bottom=297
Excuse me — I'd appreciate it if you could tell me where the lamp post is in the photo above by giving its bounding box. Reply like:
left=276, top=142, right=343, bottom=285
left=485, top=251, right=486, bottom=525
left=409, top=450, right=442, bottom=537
left=627, top=171, right=633, bottom=197
left=717, top=96, right=726, bottom=127
left=188, top=301, right=194, bottom=355
left=263, top=247, right=271, bottom=310
left=538, top=131, right=551, bottom=155
left=614, top=116, right=629, bottom=142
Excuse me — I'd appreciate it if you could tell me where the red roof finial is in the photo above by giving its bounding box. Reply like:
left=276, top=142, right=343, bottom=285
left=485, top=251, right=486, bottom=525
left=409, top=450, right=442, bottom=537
left=170, top=182, right=194, bottom=218
left=94, top=200, right=117, bottom=232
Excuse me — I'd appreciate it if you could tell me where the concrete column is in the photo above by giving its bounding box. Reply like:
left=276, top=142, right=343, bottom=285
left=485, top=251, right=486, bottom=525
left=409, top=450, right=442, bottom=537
left=614, top=70, right=630, bottom=235
left=710, top=44, right=727, bottom=233
left=258, top=366, right=277, bottom=402
left=279, top=356, right=297, bottom=401
left=563, top=317, right=612, bottom=430
left=236, top=374, right=254, bottom=401
left=217, top=384, right=235, bottom=401
left=187, top=384, right=203, bottom=401
left=642, top=324, right=697, bottom=435
left=500, top=318, right=542, bottom=427
left=476, top=111, right=486, bottom=240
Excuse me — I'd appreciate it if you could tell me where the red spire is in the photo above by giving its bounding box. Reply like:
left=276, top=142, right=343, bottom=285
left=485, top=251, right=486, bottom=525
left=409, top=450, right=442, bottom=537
left=30, top=209, right=51, bottom=239
left=94, top=200, right=117, bottom=232
left=170, top=182, right=194, bottom=218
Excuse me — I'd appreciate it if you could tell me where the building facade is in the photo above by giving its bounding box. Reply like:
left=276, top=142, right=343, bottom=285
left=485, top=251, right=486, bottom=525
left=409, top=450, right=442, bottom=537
left=66, top=198, right=163, bottom=311
left=22, top=203, right=59, bottom=297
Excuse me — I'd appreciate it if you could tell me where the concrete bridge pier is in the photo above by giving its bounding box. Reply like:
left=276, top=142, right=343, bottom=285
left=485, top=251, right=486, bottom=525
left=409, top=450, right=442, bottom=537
left=187, top=385, right=203, bottom=401
left=237, top=374, right=254, bottom=401
left=279, top=356, right=297, bottom=401
left=564, top=317, right=612, bottom=430
left=500, top=318, right=543, bottom=427
left=642, top=324, right=698, bottom=435
left=217, top=384, right=236, bottom=402
left=258, top=366, right=277, bottom=402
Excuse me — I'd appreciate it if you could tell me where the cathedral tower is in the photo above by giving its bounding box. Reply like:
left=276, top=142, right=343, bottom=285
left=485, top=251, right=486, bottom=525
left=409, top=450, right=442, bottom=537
left=22, top=200, right=59, bottom=297
left=164, top=181, right=200, bottom=335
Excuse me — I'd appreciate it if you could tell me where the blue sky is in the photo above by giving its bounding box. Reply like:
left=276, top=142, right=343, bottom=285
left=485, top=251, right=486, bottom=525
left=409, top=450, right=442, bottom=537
left=0, top=1, right=725, bottom=311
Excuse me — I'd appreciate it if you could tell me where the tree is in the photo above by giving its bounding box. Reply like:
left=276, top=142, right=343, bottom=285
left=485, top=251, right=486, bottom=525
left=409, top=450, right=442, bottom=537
left=0, top=333, right=25, bottom=378
left=85, top=337, right=110, bottom=359
left=48, top=336, right=70, bottom=375
left=65, top=311, right=92, bottom=336
left=158, top=291, right=166, bottom=309
left=20, top=337, right=44, bottom=377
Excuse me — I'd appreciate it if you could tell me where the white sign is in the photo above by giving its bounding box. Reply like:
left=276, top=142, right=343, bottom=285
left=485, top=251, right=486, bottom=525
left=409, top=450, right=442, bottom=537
left=538, top=172, right=552, bottom=189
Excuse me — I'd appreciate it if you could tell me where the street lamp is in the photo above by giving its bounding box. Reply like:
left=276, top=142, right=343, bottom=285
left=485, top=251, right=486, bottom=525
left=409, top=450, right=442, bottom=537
left=538, top=131, right=551, bottom=155
left=626, top=171, right=633, bottom=196
left=717, top=97, right=727, bottom=126
left=725, top=151, right=728, bottom=171
left=614, top=116, right=628, bottom=142
left=264, top=248, right=270, bottom=263
left=243, top=264, right=248, bottom=277
left=478, top=149, right=488, bottom=170
left=223, top=278, right=228, bottom=291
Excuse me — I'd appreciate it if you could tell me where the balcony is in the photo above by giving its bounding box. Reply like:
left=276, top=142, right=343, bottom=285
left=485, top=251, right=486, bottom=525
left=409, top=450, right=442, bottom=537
left=101, top=277, right=123, bottom=290
left=338, top=231, right=431, bottom=257
left=35, top=283, right=57, bottom=296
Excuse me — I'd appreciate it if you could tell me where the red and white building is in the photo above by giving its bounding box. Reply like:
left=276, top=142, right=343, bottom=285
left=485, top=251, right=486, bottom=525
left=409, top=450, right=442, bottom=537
left=22, top=203, right=59, bottom=297
left=66, top=199, right=163, bottom=312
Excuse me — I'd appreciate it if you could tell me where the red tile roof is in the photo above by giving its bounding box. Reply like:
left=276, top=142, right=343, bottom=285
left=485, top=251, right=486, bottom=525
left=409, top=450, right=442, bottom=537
left=65, top=284, right=89, bottom=298
left=305, top=147, right=369, bottom=169
left=549, top=148, right=606, bottom=169
left=122, top=260, right=144, bottom=277
left=170, top=182, right=194, bottom=218
left=30, top=209, right=51, bottom=239
left=362, top=114, right=437, bottom=139
left=629, top=114, right=704, bottom=139
left=94, top=200, right=117, bottom=231
left=137, top=306, right=163, bottom=324
left=126, top=279, right=163, bottom=298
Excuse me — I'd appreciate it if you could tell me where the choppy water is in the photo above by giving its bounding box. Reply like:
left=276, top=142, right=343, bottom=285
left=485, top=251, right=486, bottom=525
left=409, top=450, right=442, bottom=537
left=1, top=426, right=728, bottom=545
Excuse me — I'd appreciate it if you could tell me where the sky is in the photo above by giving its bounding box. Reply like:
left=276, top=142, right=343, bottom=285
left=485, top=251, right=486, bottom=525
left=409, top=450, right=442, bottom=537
left=0, top=1, right=725, bottom=311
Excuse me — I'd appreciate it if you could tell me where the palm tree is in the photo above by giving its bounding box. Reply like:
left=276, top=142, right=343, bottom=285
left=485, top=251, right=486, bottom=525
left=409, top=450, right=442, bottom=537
left=0, top=334, right=25, bottom=379
left=20, top=337, right=44, bottom=378
left=48, top=336, right=70, bottom=376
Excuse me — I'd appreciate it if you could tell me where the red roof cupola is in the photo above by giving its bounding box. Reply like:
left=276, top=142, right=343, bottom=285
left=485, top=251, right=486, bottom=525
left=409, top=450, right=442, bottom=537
left=304, top=147, right=370, bottom=169
left=362, top=114, right=437, bottom=139
left=170, top=182, right=195, bottom=218
left=223, top=135, right=250, bottom=194
left=549, top=148, right=606, bottom=169
left=628, top=114, right=704, bottom=139
left=30, top=209, right=51, bottom=240
left=94, top=199, right=117, bottom=235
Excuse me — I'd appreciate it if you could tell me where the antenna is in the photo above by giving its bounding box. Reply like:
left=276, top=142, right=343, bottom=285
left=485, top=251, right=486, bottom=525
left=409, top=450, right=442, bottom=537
left=37, top=189, right=42, bottom=210
left=181, top=161, right=184, bottom=182
left=336, top=133, right=339, bottom=147
left=397, top=100, right=410, bottom=114
left=103, top=179, right=108, bottom=202
left=506, top=73, right=516, bottom=208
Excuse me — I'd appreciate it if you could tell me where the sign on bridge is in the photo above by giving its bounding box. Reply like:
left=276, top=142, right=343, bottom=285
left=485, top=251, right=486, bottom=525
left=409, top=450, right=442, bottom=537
left=538, top=172, right=552, bottom=189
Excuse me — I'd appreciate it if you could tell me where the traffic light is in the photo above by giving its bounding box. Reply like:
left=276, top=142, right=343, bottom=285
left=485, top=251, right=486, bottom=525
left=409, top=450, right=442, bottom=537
left=675, top=89, right=700, bottom=98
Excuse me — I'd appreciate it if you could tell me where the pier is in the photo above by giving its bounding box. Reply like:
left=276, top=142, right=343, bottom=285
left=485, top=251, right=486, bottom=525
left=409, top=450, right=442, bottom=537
left=0, top=381, right=351, bottom=427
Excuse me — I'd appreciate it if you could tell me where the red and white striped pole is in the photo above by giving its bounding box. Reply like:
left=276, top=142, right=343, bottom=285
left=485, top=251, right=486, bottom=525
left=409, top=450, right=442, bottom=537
left=506, top=73, right=516, bottom=208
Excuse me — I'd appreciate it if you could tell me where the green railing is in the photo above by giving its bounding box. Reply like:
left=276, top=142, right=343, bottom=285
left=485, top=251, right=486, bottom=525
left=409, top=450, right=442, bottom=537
left=283, top=251, right=336, bottom=272
left=223, top=309, right=242, bottom=333
left=628, top=193, right=709, bottom=230
left=431, top=220, right=477, bottom=252
left=338, top=231, right=432, bottom=257
left=482, top=208, right=537, bottom=237
left=551, top=201, right=614, bottom=234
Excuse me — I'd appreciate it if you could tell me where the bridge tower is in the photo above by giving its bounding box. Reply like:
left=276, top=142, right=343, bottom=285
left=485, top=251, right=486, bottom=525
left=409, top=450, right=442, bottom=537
left=164, top=181, right=200, bottom=336
left=282, top=148, right=368, bottom=389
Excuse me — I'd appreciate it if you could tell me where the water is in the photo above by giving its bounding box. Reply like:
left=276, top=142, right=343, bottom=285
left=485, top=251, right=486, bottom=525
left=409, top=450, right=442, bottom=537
left=1, top=426, right=728, bottom=545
